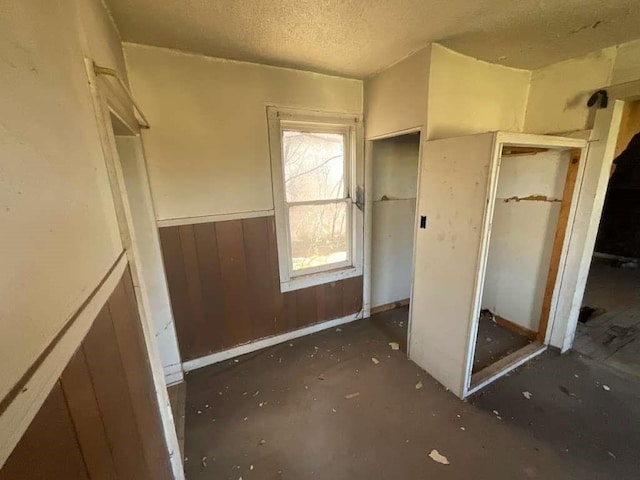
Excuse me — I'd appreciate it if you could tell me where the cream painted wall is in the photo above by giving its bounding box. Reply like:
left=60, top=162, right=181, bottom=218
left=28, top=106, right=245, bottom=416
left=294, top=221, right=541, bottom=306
left=524, top=48, right=616, bottom=134
left=364, top=47, right=430, bottom=139
left=426, top=44, right=531, bottom=140
left=0, top=0, right=123, bottom=431
left=482, top=151, right=569, bottom=332
left=371, top=135, right=419, bottom=308
left=124, top=43, right=363, bottom=221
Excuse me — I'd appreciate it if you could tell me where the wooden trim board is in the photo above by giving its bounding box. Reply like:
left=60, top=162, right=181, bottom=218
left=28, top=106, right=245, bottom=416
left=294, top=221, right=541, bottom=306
left=183, top=312, right=361, bottom=372
left=371, top=298, right=410, bottom=315
left=469, top=342, right=546, bottom=393
left=536, top=148, right=582, bottom=342
left=494, top=315, right=537, bottom=341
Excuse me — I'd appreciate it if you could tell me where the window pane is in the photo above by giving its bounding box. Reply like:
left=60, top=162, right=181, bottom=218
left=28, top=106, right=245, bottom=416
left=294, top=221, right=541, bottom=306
left=282, top=130, right=345, bottom=202
left=289, top=202, right=348, bottom=271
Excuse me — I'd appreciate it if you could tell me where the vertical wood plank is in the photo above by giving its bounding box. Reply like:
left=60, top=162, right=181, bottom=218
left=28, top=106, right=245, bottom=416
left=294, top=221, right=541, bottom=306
left=178, top=224, right=209, bottom=358
left=243, top=217, right=277, bottom=339
left=194, top=222, right=228, bottom=352
left=109, top=274, right=173, bottom=480
left=283, top=291, right=298, bottom=332
left=82, top=306, right=150, bottom=480
left=0, top=384, right=89, bottom=480
left=267, top=216, right=286, bottom=333
left=60, top=349, right=118, bottom=479
left=537, top=149, right=582, bottom=341
left=215, top=220, right=253, bottom=345
left=324, top=281, right=344, bottom=320
left=315, top=284, right=326, bottom=322
left=342, top=275, right=364, bottom=316
left=158, top=226, right=194, bottom=359
left=296, top=286, right=318, bottom=328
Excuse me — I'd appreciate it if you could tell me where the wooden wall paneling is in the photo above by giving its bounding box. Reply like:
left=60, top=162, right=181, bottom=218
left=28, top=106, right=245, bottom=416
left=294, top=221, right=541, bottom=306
left=110, top=275, right=173, bottom=480
left=0, top=383, right=89, bottom=480
left=178, top=224, right=210, bottom=358
left=267, top=216, right=286, bottom=333
left=243, top=217, right=277, bottom=339
left=315, top=284, right=327, bottom=322
left=82, top=306, right=150, bottom=479
left=342, top=275, right=364, bottom=316
left=324, top=281, right=345, bottom=320
left=295, top=286, right=319, bottom=329
left=159, top=226, right=196, bottom=359
left=215, top=220, right=253, bottom=345
left=60, top=349, right=118, bottom=479
left=193, top=222, right=228, bottom=353
left=283, top=291, right=298, bottom=332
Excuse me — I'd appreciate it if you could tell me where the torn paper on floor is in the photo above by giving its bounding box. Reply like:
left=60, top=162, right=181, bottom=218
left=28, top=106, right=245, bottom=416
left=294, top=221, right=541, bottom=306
left=428, top=449, right=450, bottom=465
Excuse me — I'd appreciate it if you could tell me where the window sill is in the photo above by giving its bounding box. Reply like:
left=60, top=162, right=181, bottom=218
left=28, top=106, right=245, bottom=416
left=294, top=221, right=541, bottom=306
left=280, top=265, right=363, bottom=293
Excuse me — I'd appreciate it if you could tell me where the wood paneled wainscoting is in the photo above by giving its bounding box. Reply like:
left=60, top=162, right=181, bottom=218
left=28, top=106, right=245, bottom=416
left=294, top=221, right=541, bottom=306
left=159, top=215, right=363, bottom=363
left=0, top=267, right=173, bottom=480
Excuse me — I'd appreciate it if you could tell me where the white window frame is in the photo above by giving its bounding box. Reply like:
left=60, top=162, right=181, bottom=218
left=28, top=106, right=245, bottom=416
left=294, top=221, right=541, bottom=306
left=268, top=106, right=364, bottom=292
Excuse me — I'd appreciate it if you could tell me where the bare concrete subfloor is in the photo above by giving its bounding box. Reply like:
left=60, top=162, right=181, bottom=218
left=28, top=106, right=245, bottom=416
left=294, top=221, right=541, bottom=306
left=575, top=256, right=640, bottom=377
left=183, top=306, right=640, bottom=479
left=473, top=316, right=532, bottom=372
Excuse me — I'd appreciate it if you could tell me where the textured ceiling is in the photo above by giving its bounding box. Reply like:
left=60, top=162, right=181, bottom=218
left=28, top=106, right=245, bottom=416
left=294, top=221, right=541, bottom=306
left=105, top=0, right=640, bottom=78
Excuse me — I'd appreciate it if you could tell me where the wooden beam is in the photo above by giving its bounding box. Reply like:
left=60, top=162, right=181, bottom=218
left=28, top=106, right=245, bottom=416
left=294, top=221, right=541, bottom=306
left=536, top=148, right=582, bottom=341
left=501, top=146, right=549, bottom=156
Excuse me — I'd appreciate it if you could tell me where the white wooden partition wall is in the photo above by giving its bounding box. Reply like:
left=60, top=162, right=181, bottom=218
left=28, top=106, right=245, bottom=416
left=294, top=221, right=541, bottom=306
left=408, top=132, right=587, bottom=398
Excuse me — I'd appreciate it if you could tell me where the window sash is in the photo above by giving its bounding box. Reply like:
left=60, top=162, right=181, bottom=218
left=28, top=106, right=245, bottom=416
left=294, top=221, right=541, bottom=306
left=285, top=198, right=352, bottom=277
left=268, top=106, right=363, bottom=292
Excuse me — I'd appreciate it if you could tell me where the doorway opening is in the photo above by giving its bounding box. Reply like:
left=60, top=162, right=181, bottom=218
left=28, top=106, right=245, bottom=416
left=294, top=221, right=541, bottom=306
left=368, top=132, right=420, bottom=351
left=575, top=99, right=640, bottom=378
left=469, top=143, right=582, bottom=391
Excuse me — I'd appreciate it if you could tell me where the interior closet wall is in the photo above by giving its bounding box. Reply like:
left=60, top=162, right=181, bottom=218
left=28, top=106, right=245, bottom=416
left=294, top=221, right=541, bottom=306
left=371, top=134, right=420, bottom=309
left=482, top=150, right=570, bottom=332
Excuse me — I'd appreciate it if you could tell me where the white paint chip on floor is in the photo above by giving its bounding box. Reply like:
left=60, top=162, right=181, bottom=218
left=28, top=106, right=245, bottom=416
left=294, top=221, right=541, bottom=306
left=388, top=342, right=400, bottom=350
left=522, top=391, right=533, bottom=399
left=429, top=449, right=450, bottom=465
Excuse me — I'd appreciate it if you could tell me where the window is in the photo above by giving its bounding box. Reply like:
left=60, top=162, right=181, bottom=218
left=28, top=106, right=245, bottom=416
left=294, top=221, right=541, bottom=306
left=268, top=107, right=363, bottom=292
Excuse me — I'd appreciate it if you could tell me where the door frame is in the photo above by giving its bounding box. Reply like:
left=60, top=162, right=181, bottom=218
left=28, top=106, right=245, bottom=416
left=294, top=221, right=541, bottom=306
left=83, top=59, right=184, bottom=480
left=464, top=134, right=587, bottom=396
left=363, top=127, right=422, bottom=328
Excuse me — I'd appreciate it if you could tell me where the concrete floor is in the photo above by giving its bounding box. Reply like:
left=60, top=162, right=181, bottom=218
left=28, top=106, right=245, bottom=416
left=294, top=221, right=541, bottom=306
left=575, top=257, right=640, bottom=377
left=181, top=306, right=640, bottom=479
left=473, top=316, right=532, bottom=372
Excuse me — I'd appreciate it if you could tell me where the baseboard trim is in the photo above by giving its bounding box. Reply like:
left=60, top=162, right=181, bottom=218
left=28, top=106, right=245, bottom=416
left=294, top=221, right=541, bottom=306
left=494, top=315, right=537, bottom=340
left=371, top=298, right=410, bottom=315
left=183, top=312, right=362, bottom=373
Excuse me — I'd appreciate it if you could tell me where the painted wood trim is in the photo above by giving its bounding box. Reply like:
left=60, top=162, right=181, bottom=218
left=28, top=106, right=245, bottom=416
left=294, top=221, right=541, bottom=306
left=183, top=312, right=362, bottom=372
left=493, top=315, right=537, bottom=341
left=371, top=298, right=410, bottom=315
left=157, top=209, right=275, bottom=227
left=0, top=252, right=127, bottom=468
left=537, top=149, right=582, bottom=342
left=468, top=343, right=546, bottom=396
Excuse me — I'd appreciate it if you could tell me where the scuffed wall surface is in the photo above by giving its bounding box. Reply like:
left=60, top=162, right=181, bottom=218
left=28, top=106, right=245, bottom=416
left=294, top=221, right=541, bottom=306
left=0, top=0, right=125, bottom=409
left=124, top=43, right=363, bottom=221
left=524, top=48, right=615, bottom=134
left=364, top=48, right=430, bottom=139
left=611, top=39, right=640, bottom=86
left=426, top=44, right=530, bottom=140
left=482, top=151, right=569, bottom=332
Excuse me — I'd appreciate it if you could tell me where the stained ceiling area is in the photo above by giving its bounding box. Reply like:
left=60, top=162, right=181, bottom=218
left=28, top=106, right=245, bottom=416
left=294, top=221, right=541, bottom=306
left=105, top=0, right=640, bottom=78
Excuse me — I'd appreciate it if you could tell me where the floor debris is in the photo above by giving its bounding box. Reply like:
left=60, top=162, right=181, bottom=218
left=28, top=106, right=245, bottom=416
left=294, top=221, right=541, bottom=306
left=201, top=456, right=207, bottom=467
left=415, top=381, right=423, bottom=390
left=345, top=392, right=360, bottom=399
left=603, top=385, right=611, bottom=391
left=371, top=357, right=380, bottom=365
left=258, top=439, right=266, bottom=445
left=428, top=449, right=450, bottom=465
left=522, top=391, right=533, bottom=400
left=318, top=374, right=325, bottom=380
left=388, top=342, right=400, bottom=350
